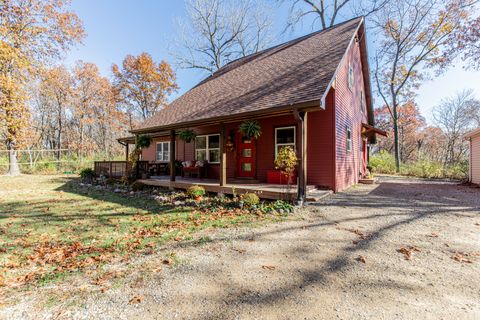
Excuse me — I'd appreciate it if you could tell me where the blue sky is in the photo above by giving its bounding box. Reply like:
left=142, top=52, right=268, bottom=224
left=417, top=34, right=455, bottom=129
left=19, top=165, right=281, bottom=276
left=64, top=0, right=480, bottom=124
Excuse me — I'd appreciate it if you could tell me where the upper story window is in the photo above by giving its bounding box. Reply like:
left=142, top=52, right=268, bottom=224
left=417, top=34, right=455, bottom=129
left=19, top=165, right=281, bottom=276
left=348, top=62, right=354, bottom=89
left=346, top=127, right=352, bottom=153
left=195, top=134, right=220, bottom=163
left=275, top=126, right=296, bottom=157
left=360, top=90, right=365, bottom=113
left=156, top=141, right=170, bottom=162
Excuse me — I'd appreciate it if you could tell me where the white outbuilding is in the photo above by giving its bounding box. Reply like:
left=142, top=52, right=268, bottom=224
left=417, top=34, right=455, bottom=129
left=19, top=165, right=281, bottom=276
left=465, top=128, right=480, bottom=185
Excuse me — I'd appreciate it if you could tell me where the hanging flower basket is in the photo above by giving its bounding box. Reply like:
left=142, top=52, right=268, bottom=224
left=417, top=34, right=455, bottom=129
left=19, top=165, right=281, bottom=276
left=179, top=129, right=196, bottom=143
left=238, top=120, right=262, bottom=139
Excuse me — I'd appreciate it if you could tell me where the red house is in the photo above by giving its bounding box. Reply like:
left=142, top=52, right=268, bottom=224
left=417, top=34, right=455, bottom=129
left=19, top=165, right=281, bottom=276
left=114, top=17, right=385, bottom=200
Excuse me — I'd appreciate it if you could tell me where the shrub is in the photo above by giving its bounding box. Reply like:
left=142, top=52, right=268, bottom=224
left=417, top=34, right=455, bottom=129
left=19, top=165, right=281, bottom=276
left=369, top=151, right=396, bottom=174
left=241, top=193, right=259, bottom=207
left=259, top=200, right=294, bottom=214
left=79, top=168, right=96, bottom=181
left=187, top=185, right=206, bottom=198
left=274, top=146, right=298, bottom=178
left=131, top=181, right=145, bottom=192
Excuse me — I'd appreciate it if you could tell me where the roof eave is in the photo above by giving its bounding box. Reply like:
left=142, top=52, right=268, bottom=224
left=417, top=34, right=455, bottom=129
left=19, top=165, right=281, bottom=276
left=130, top=100, right=321, bottom=134
left=320, top=16, right=365, bottom=111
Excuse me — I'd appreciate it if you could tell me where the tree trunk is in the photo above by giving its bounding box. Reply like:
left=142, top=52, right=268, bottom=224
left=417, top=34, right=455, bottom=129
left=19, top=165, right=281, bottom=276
left=7, top=140, right=21, bottom=176
left=393, top=114, right=401, bottom=172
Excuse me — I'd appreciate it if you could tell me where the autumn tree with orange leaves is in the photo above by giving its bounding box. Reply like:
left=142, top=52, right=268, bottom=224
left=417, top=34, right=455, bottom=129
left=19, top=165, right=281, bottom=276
left=0, top=0, right=84, bottom=175
left=112, top=53, right=177, bottom=128
left=373, top=0, right=478, bottom=172
left=375, top=102, right=426, bottom=163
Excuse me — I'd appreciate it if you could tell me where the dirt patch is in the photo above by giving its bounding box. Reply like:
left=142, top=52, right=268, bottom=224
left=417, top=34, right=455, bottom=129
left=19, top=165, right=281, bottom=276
left=2, top=176, right=479, bottom=319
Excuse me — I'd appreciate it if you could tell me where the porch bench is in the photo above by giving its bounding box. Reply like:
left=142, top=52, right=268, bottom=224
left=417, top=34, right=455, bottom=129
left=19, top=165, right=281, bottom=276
left=181, top=161, right=208, bottom=179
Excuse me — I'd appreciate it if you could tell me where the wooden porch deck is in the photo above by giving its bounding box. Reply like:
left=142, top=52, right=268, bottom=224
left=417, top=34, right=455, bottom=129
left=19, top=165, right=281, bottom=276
left=138, top=176, right=331, bottom=201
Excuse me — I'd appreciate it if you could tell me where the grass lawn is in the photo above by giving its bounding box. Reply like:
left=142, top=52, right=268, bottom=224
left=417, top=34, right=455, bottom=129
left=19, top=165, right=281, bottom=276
left=0, top=175, right=282, bottom=289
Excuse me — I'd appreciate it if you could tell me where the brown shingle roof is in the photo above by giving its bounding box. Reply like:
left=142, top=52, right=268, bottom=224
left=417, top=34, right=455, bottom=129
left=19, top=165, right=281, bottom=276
left=134, top=17, right=363, bottom=132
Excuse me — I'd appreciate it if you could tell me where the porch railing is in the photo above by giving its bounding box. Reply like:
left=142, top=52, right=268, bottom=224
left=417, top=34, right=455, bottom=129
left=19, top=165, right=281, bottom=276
left=94, top=160, right=149, bottom=179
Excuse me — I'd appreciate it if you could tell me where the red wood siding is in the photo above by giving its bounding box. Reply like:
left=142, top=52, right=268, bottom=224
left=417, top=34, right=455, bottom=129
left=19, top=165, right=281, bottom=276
left=307, top=90, right=336, bottom=189
left=333, top=34, right=369, bottom=192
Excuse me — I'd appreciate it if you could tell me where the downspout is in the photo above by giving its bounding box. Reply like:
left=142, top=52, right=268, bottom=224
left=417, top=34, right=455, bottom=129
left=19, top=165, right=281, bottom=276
left=294, top=109, right=308, bottom=204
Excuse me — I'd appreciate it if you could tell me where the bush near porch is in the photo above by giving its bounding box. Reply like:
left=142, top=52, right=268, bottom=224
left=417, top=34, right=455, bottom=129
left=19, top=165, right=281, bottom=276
left=369, top=151, right=468, bottom=180
left=0, top=175, right=292, bottom=290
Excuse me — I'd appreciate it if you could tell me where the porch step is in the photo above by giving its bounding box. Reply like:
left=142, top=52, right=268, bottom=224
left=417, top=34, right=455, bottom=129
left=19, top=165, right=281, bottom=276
left=305, top=189, right=333, bottom=202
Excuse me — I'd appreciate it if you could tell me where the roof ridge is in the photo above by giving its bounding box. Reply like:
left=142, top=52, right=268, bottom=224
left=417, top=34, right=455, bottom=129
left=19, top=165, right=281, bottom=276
left=193, top=17, right=363, bottom=87
left=214, top=16, right=363, bottom=74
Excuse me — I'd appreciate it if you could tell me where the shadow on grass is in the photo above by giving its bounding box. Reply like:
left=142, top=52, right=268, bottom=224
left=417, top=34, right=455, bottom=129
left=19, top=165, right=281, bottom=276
left=0, top=177, right=181, bottom=226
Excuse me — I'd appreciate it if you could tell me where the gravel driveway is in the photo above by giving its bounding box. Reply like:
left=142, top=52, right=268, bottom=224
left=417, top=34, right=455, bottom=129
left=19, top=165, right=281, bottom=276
left=4, top=176, right=480, bottom=319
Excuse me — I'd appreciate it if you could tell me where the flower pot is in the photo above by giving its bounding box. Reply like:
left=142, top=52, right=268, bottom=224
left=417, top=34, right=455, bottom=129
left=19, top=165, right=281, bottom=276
left=194, top=195, right=203, bottom=202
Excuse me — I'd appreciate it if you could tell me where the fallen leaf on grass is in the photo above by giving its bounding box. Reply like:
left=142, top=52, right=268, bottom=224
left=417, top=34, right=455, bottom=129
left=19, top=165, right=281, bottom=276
left=261, top=265, right=276, bottom=270
left=397, top=246, right=421, bottom=260
left=162, top=259, right=172, bottom=265
left=152, top=267, right=162, bottom=273
left=232, top=248, right=246, bottom=254
left=357, top=255, right=366, bottom=263
left=451, top=252, right=473, bottom=264
left=247, top=238, right=255, bottom=242
left=427, top=233, right=439, bottom=238
left=129, top=295, right=143, bottom=304
left=475, top=223, right=480, bottom=227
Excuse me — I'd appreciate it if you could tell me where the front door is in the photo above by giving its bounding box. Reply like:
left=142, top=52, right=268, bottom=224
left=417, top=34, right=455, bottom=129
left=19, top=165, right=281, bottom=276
left=236, top=134, right=255, bottom=178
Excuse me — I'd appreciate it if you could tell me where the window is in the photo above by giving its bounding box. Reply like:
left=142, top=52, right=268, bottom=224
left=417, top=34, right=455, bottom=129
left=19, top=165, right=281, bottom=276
left=360, top=90, right=365, bottom=113
left=195, top=134, right=220, bottom=163
left=275, top=126, right=296, bottom=157
left=156, top=142, right=170, bottom=162
left=346, top=127, right=352, bottom=153
left=348, top=62, right=354, bottom=89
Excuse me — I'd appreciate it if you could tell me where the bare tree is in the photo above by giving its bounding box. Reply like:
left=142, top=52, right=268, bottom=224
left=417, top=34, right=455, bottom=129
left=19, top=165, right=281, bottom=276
left=173, top=0, right=274, bottom=73
left=278, top=0, right=389, bottom=31
left=433, top=89, right=479, bottom=164
left=373, top=0, right=476, bottom=172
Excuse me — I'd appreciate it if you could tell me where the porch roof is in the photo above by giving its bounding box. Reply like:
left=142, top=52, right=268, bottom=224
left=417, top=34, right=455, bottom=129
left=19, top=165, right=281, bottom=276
left=132, top=17, right=370, bottom=134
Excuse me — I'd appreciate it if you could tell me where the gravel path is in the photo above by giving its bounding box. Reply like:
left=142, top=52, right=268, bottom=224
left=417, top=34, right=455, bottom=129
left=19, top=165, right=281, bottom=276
left=3, top=176, right=480, bottom=319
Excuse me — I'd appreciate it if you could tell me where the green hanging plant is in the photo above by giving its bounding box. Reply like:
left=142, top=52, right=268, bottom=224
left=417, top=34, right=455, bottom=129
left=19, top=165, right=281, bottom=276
left=179, top=129, right=196, bottom=143
left=238, top=120, right=262, bottom=139
left=135, top=134, right=152, bottom=150
left=129, top=135, right=152, bottom=167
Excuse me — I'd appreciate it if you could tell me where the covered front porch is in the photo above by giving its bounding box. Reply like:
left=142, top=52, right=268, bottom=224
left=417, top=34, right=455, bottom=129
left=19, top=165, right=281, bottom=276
left=119, top=111, right=314, bottom=201
left=139, top=176, right=331, bottom=201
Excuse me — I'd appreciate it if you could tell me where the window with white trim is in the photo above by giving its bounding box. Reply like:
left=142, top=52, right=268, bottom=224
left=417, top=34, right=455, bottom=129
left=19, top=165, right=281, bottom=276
left=346, top=127, right=352, bottom=153
left=360, top=90, right=365, bottom=113
left=348, top=62, right=354, bottom=89
left=275, top=126, right=296, bottom=157
left=195, top=134, right=220, bottom=163
left=156, top=142, right=170, bottom=162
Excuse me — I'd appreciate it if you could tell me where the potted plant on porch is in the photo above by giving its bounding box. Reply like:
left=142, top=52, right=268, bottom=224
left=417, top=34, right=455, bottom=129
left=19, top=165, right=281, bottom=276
left=273, top=146, right=298, bottom=185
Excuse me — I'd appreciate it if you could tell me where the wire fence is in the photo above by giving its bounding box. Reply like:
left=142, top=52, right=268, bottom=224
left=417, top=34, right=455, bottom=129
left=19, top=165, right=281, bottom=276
left=0, top=149, right=121, bottom=174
